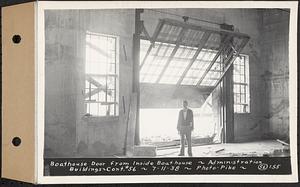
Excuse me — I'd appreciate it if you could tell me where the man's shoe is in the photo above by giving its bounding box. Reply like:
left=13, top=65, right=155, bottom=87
left=188, top=153, right=193, bottom=157
left=178, top=153, right=184, bottom=156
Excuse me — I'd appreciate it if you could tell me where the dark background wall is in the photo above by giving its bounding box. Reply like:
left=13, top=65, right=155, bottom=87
left=261, top=9, right=290, bottom=140
left=0, top=0, right=35, bottom=7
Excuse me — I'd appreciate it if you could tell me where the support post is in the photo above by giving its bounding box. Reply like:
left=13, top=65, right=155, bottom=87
left=133, top=9, right=143, bottom=145
left=220, top=23, right=235, bottom=143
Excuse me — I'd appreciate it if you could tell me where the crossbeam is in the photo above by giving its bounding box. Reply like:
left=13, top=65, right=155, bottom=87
left=85, top=87, right=112, bottom=99
left=140, top=35, right=200, bottom=48
left=85, top=75, right=112, bottom=98
left=162, top=18, right=250, bottom=39
left=85, top=101, right=117, bottom=105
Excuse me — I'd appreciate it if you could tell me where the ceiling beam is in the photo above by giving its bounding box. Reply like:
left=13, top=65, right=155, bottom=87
left=177, top=31, right=212, bottom=85
left=196, top=34, right=233, bottom=86
left=155, top=27, right=187, bottom=83
left=140, top=35, right=201, bottom=48
left=162, top=18, right=250, bottom=39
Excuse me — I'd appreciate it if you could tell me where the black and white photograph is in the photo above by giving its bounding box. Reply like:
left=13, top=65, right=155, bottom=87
left=38, top=1, right=298, bottom=183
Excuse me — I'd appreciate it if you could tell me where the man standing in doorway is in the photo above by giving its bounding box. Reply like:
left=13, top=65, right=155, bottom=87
left=177, top=100, right=194, bottom=156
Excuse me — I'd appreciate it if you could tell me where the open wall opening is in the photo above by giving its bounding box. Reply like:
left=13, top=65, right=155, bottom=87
left=139, top=85, right=220, bottom=147
left=137, top=18, right=249, bottom=149
left=140, top=94, right=217, bottom=144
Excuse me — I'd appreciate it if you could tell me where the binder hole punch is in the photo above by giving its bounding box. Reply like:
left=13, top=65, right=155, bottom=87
left=12, top=35, right=21, bottom=44
left=12, top=137, right=21, bottom=146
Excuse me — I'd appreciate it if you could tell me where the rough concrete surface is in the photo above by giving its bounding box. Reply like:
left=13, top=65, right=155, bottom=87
left=157, top=140, right=289, bottom=157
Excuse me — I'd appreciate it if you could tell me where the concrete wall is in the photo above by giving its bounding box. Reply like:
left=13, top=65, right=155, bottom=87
left=234, top=9, right=290, bottom=142
left=260, top=10, right=290, bottom=141
left=45, top=10, right=134, bottom=157
left=45, top=10, right=83, bottom=157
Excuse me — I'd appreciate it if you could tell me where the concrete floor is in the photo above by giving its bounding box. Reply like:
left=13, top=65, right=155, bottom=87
left=156, top=140, right=290, bottom=157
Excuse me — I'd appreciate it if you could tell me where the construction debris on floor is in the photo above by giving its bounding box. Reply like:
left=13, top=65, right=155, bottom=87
left=156, top=140, right=290, bottom=157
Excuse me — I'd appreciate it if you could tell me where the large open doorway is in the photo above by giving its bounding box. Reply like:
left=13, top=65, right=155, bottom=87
left=139, top=93, right=220, bottom=147
left=136, top=17, right=249, bottom=150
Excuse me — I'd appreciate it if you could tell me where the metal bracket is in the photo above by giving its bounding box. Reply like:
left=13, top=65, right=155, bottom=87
left=182, top=16, right=189, bottom=22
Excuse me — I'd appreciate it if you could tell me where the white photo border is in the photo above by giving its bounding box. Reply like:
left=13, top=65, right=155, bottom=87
left=36, top=1, right=298, bottom=184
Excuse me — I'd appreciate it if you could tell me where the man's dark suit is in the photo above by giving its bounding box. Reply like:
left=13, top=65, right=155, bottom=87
left=177, top=108, right=194, bottom=156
